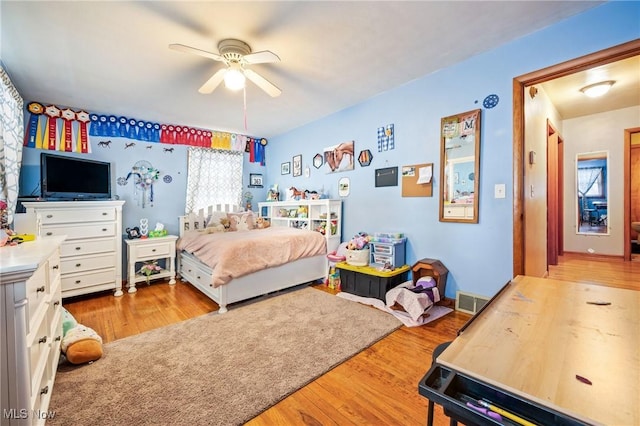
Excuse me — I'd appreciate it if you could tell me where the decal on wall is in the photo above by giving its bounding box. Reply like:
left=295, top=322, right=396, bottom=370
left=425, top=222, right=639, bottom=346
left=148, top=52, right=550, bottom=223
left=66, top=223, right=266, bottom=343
left=125, top=142, right=136, bottom=149
left=163, top=175, right=173, bottom=184
left=377, top=124, right=394, bottom=152
left=482, top=94, right=499, bottom=109
left=358, top=149, right=373, bottom=167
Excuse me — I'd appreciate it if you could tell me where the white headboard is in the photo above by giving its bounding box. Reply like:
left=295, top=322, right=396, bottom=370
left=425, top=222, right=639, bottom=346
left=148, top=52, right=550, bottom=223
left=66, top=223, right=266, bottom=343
left=179, top=204, right=242, bottom=237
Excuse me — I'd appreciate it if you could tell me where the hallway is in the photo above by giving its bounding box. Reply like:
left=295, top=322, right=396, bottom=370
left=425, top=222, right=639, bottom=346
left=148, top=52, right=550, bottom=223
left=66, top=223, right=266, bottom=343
left=548, top=252, right=640, bottom=291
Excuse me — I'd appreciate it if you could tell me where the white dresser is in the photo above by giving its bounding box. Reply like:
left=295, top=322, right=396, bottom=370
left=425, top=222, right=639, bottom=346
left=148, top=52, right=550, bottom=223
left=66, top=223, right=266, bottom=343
left=0, top=237, right=65, bottom=425
left=23, top=200, right=126, bottom=298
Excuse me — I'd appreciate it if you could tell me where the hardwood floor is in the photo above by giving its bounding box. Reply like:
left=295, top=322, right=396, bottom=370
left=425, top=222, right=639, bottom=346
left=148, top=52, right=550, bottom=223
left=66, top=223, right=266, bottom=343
left=62, top=255, right=638, bottom=425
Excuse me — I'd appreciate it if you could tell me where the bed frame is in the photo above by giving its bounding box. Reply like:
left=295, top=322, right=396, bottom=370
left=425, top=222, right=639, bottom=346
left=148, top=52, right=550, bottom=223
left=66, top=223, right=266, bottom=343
left=178, top=204, right=328, bottom=313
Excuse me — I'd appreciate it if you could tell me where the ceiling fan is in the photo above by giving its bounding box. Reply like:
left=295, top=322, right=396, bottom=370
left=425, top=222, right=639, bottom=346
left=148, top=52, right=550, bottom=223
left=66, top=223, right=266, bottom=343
left=169, top=38, right=281, bottom=97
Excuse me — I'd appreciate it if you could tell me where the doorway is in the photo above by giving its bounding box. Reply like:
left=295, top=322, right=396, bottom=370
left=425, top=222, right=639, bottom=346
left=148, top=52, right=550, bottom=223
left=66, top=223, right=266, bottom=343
left=512, top=39, right=640, bottom=277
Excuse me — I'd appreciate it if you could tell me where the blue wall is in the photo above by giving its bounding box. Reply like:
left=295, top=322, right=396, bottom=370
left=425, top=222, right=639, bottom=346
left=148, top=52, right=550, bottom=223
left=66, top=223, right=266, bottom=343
left=261, top=2, right=640, bottom=298
left=18, top=2, right=639, bottom=298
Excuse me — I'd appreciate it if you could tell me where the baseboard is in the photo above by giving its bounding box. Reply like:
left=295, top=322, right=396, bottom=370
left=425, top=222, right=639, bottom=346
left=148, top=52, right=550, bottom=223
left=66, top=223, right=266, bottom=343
left=562, top=251, right=624, bottom=261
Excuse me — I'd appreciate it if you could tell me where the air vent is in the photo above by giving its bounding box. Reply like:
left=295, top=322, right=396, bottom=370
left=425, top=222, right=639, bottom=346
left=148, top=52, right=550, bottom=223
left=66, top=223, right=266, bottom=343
left=455, top=291, right=490, bottom=314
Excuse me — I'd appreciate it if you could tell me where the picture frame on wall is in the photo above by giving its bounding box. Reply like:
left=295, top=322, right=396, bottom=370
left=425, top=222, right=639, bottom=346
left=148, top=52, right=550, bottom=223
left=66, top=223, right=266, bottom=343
left=292, top=154, right=302, bottom=177
left=281, top=162, right=291, bottom=175
left=249, top=173, right=263, bottom=188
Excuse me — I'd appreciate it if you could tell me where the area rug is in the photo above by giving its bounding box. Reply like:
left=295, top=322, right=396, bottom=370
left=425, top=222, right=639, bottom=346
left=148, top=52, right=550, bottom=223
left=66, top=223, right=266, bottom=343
left=48, top=287, right=401, bottom=426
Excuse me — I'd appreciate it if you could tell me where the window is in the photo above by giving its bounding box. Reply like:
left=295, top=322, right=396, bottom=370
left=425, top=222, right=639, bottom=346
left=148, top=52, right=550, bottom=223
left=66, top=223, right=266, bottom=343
left=185, top=147, right=243, bottom=213
left=578, top=167, right=604, bottom=198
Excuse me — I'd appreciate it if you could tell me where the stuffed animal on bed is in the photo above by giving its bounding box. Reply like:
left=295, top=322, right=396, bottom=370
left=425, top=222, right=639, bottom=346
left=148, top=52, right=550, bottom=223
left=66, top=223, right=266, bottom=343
left=60, top=307, right=104, bottom=364
left=255, top=216, right=270, bottom=229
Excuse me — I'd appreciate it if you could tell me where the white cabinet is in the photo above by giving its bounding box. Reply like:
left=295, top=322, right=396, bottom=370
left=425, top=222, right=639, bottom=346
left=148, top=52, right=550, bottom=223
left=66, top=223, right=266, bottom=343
left=442, top=204, right=475, bottom=219
left=23, top=200, right=125, bottom=298
left=258, top=199, right=342, bottom=252
left=125, top=235, right=178, bottom=293
left=1, top=237, right=65, bottom=425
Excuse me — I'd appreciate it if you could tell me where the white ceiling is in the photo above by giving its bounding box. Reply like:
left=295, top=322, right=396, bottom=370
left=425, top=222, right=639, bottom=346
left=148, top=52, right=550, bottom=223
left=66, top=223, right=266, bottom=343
left=1, top=1, right=608, bottom=139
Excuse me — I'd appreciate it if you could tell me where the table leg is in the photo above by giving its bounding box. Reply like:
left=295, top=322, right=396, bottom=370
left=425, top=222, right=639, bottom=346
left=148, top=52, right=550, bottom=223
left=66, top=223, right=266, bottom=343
left=128, top=259, right=137, bottom=293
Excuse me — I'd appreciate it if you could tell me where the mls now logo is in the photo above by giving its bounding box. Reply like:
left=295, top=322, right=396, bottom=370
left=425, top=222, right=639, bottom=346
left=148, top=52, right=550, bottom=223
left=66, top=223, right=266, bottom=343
left=3, top=409, right=29, bottom=419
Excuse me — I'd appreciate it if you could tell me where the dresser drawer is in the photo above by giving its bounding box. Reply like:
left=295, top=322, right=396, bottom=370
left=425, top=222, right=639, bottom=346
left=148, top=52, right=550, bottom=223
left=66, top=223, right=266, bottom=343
left=61, top=253, right=116, bottom=274
left=137, top=241, right=172, bottom=258
left=38, top=208, right=116, bottom=224
left=61, top=269, right=115, bottom=292
left=29, top=316, right=50, bottom=391
left=61, top=238, right=115, bottom=257
left=27, top=266, right=49, bottom=326
left=42, top=222, right=116, bottom=239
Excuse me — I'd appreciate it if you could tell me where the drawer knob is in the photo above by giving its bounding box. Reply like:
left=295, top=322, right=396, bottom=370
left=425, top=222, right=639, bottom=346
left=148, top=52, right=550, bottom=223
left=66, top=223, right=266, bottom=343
left=102, top=228, right=108, bottom=232
left=38, top=336, right=47, bottom=344
left=52, top=264, right=59, bottom=270
left=40, top=386, right=49, bottom=395
left=197, top=276, right=201, bottom=280
left=76, top=263, right=82, bottom=267
left=152, top=249, right=157, bottom=252
left=75, top=246, right=82, bottom=251
left=36, top=286, right=45, bottom=293
left=46, top=232, right=53, bottom=236
left=75, top=280, right=82, bottom=284
left=46, top=214, right=53, bottom=218
left=55, top=336, right=61, bottom=342
left=53, top=300, right=60, bottom=306
left=102, top=212, right=108, bottom=216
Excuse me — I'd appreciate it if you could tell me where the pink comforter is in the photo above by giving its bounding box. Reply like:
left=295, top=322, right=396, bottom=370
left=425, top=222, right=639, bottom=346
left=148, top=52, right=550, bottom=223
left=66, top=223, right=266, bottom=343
left=177, top=227, right=327, bottom=287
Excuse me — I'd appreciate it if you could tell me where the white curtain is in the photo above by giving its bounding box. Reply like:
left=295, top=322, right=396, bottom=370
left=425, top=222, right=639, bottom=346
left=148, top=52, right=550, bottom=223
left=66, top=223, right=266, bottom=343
left=0, top=64, right=25, bottom=228
left=185, top=147, right=243, bottom=213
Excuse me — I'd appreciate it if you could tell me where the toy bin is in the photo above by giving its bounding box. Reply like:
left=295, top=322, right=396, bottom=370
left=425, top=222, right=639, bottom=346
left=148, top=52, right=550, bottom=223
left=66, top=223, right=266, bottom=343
left=336, top=262, right=410, bottom=301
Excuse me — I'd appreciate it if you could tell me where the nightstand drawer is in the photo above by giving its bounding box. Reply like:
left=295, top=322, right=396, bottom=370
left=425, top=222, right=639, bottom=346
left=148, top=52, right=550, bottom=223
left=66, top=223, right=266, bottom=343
left=39, top=208, right=115, bottom=224
left=61, top=238, right=115, bottom=257
left=137, top=242, right=172, bottom=258
left=42, top=222, right=116, bottom=239
left=61, top=253, right=116, bottom=274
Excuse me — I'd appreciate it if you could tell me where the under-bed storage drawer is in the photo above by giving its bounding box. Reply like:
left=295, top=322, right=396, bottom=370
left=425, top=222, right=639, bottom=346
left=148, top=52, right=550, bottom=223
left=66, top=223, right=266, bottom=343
left=180, top=254, right=213, bottom=288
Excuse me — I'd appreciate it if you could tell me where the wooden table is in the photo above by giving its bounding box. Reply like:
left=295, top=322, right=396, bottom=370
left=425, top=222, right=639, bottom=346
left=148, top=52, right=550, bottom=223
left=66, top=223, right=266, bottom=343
left=419, top=275, right=639, bottom=425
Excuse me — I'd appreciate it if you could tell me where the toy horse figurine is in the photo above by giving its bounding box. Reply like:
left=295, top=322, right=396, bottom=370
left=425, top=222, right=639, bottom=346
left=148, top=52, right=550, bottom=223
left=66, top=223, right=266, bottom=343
left=288, top=187, right=305, bottom=200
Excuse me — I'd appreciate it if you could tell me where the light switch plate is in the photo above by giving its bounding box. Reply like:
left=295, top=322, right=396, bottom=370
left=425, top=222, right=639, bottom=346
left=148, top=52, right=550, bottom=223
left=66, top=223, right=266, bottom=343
left=495, top=183, right=506, bottom=199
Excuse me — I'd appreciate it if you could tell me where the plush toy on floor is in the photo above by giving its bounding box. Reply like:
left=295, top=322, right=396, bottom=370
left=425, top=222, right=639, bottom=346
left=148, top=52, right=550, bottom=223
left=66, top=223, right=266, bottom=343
left=60, top=307, right=104, bottom=364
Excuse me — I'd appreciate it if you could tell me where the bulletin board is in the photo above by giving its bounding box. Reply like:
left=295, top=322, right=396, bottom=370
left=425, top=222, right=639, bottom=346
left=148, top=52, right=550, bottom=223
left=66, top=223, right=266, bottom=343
left=401, top=163, right=433, bottom=197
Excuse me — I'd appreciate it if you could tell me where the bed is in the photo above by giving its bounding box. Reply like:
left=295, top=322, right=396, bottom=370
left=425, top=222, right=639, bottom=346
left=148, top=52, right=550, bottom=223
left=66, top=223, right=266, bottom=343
left=177, top=204, right=328, bottom=313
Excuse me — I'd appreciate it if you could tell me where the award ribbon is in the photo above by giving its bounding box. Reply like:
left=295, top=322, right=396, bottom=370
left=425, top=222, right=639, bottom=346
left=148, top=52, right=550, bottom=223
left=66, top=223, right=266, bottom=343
left=45, top=105, right=61, bottom=150
left=61, top=109, right=76, bottom=152
left=76, top=111, right=91, bottom=153
left=23, top=102, right=44, bottom=148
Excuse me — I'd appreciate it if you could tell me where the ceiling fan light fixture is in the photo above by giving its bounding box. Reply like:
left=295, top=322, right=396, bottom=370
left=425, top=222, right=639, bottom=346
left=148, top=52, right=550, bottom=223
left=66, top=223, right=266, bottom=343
left=224, top=66, right=246, bottom=91
left=580, top=80, right=615, bottom=98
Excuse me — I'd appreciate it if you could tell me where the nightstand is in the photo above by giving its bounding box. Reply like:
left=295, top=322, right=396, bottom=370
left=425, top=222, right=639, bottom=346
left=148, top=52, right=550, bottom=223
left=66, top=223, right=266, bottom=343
left=125, top=235, right=179, bottom=293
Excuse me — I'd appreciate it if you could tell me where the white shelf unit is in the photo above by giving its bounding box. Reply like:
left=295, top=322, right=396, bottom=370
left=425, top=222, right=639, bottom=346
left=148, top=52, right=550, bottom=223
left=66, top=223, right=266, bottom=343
left=23, top=200, right=126, bottom=298
left=258, top=199, right=342, bottom=252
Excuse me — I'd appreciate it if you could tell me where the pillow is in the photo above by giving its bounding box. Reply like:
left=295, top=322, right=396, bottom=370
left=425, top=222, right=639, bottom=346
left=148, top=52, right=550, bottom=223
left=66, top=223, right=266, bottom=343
left=205, top=211, right=229, bottom=228
left=227, top=211, right=255, bottom=232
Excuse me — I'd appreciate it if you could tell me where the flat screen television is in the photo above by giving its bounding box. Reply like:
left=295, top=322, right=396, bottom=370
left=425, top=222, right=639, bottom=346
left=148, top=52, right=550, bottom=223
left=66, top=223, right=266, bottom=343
left=41, top=153, right=112, bottom=200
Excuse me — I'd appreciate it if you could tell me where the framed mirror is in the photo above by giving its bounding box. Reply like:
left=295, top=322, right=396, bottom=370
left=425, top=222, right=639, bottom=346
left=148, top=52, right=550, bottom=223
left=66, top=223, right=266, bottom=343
left=439, top=109, right=481, bottom=223
left=576, top=151, right=609, bottom=235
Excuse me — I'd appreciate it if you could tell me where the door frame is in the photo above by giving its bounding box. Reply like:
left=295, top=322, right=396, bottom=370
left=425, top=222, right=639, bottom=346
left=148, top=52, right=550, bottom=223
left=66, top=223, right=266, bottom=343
left=513, top=39, right=640, bottom=276
left=625, top=127, right=640, bottom=261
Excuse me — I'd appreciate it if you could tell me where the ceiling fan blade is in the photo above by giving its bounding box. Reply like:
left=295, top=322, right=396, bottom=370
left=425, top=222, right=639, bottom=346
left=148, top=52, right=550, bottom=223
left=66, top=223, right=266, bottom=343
left=198, top=68, right=227, bottom=94
left=244, top=69, right=281, bottom=97
left=169, top=43, right=225, bottom=62
left=243, top=50, right=280, bottom=65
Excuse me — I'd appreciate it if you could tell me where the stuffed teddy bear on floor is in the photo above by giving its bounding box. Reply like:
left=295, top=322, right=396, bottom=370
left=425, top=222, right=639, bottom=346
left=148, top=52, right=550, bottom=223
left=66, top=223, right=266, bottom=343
left=60, top=307, right=104, bottom=364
